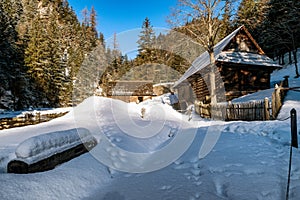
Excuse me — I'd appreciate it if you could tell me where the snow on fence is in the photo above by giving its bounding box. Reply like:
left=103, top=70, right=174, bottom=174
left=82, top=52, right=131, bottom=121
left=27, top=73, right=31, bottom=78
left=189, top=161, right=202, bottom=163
left=7, top=128, right=97, bottom=174
left=195, top=78, right=288, bottom=121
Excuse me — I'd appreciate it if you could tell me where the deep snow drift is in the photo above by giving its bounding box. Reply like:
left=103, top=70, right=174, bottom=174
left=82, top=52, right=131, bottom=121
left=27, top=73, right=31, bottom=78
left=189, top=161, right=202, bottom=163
left=0, top=61, right=300, bottom=199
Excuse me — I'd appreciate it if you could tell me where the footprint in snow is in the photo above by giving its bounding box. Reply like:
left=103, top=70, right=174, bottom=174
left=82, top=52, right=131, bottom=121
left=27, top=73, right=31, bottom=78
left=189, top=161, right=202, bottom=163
left=189, top=192, right=201, bottom=200
left=215, top=180, right=229, bottom=198
left=160, top=185, right=172, bottom=190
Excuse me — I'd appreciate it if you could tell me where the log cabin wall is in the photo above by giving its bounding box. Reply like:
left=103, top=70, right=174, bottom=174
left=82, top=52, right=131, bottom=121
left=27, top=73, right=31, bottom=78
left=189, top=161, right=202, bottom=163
left=188, top=62, right=273, bottom=102
left=188, top=64, right=226, bottom=103
left=188, top=69, right=210, bottom=103
left=217, top=62, right=273, bottom=101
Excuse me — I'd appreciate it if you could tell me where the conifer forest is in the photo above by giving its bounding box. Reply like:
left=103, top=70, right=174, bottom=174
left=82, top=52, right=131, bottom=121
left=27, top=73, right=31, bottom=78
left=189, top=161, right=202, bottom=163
left=0, top=0, right=299, bottom=110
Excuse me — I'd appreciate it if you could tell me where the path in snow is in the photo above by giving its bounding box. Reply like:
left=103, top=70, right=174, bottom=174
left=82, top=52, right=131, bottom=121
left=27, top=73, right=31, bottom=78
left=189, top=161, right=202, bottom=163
left=87, top=127, right=300, bottom=200
left=0, top=62, right=300, bottom=199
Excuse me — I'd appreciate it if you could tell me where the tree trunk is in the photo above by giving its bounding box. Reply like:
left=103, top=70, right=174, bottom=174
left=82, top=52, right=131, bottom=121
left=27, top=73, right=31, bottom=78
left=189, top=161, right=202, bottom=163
left=293, top=50, right=299, bottom=78
left=281, top=53, right=285, bottom=65
left=289, top=51, right=292, bottom=64
left=208, top=51, right=217, bottom=105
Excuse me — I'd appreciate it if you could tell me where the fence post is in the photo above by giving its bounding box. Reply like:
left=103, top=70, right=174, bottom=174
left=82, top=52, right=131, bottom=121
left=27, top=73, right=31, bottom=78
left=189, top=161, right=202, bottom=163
left=272, top=84, right=282, bottom=119
left=227, top=101, right=232, bottom=120
left=264, top=97, right=270, bottom=120
left=275, top=86, right=282, bottom=115
left=286, top=109, right=298, bottom=200
left=37, top=112, right=41, bottom=123
left=194, top=100, right=200, bottom=115
left=291, top=108, right=298, bottom=148
left=272, top=90, right=276, bottom=119
left=283, top=76, right=289, bottom=88
left=200, top=101, right=203, bottom=117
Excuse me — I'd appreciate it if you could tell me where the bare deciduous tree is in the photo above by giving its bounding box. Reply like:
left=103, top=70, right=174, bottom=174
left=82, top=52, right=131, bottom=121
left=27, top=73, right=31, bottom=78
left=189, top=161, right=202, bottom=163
left=168, top=0, right=232, bottom=104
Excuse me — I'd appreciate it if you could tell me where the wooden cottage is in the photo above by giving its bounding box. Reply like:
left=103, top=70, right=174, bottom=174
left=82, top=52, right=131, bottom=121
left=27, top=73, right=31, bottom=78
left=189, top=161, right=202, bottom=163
left=107, top=80, right=155, bottom=103
left=174, top=26, right=280, bottom=104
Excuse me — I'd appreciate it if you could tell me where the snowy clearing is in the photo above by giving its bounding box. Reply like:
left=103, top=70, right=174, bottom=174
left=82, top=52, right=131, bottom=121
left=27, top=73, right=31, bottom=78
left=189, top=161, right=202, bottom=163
left=0, top=61, right=300, bottom=199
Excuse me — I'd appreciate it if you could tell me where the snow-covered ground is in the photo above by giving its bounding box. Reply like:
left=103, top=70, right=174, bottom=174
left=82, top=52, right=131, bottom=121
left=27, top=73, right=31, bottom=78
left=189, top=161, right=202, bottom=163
left=0, top=60, right=300, bottom=199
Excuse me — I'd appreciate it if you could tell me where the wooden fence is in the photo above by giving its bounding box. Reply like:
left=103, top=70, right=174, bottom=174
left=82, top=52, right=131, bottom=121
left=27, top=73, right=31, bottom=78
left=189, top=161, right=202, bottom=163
left=194, top=77, right=289, bottom=121
left=0, top=111, right=69, bottom=130
left=195, top=100, right=268, bottom=121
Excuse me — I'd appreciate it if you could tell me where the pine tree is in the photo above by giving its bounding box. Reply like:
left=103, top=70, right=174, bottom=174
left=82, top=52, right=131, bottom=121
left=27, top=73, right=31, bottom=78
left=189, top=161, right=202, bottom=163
left=81, top=7, right=89, bottom=27
left=99, top=32, right=105, bottom=46
left=0, top=3, right=15, bottom=109
left=0, top=0, right=106, bottom=109
left=219, top=0, right=234, bottom=39
left=235, top=0, right=269, bottom=37
left=137, top=17, right=156, bottom=63
left=89, top=6, right=98, bottom=39
left=259, top=0, right=300, bottom=77
left=55, top=1, right=86, bottom=106
left=24, top=14, right=54, bottom=105
left=0, top=0, right=27, bottom=109
left=111, top=32, right=121, bottom=59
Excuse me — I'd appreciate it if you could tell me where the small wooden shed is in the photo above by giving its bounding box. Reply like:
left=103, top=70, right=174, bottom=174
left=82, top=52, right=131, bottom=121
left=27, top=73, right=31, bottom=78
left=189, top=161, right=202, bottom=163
left=174, top=26, right=281, bottom=103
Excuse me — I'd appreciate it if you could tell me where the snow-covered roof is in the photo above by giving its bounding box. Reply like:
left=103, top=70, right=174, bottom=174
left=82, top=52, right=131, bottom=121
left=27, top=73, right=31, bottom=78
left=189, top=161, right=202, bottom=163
left=216, top=51, right=280, bottom=67
left=173, top=26, right=280, bottom=88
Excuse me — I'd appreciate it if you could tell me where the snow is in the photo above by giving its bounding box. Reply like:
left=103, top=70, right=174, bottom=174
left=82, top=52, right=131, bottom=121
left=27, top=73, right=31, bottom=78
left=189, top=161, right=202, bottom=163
left=14, top=128, right=96, bottom=164
left=231, top=88, right=274, bottom=103
left=216, top=51, right=279, bottom=67
left=271, top=48, right=300, bottom=82
left=0, top=59, right=300, bottom=199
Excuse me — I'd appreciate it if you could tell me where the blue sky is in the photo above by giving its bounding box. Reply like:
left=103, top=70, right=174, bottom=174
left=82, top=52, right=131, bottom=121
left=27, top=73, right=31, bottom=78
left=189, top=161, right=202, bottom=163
left=67, top=0, right=177, bottom=40
left=66, top=0, right=239, bottom=58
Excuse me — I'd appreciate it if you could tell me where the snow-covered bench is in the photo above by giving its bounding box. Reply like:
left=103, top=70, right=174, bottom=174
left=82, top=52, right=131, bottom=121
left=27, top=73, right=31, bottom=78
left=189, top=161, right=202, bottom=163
left=7, top=128, right=97, bottom=174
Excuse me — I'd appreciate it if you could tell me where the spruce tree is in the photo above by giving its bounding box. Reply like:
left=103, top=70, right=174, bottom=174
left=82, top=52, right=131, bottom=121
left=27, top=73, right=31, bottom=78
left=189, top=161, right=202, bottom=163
left=219, top=0, right=234, bottom=38
left=137, top=17, right=156, bottom=63
left=259, top=0, right=300, bottom=76
left=235, top=0, right=269, bottom=37
left=0, top=0, right=106, bottom=109
left=0, top=0, right=26, bottom=110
